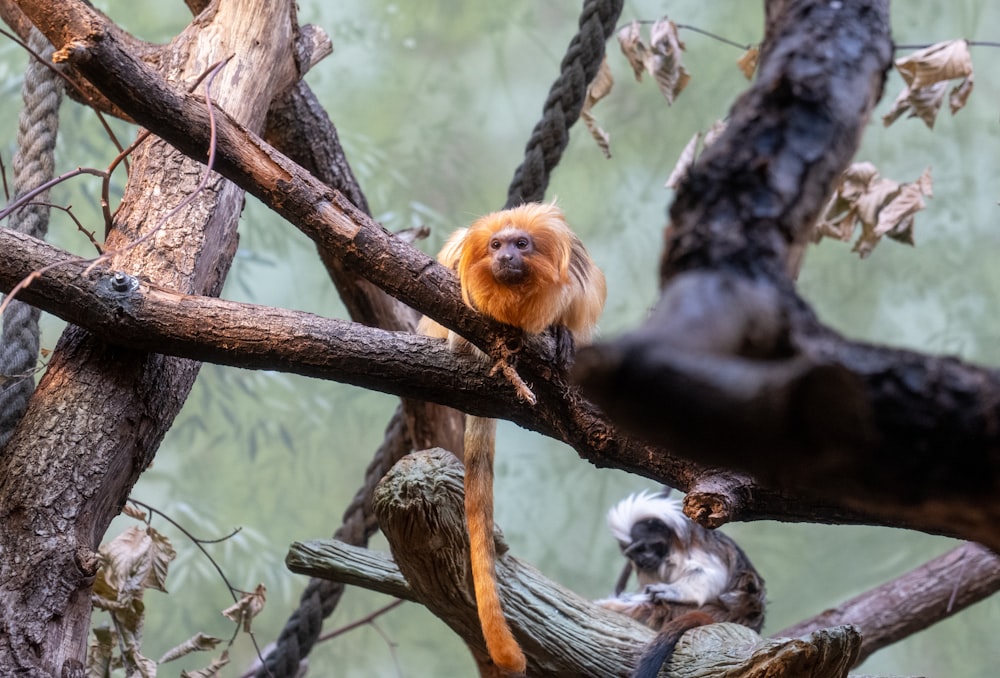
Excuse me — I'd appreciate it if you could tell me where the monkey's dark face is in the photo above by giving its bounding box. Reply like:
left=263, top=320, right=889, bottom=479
left=489, top=228, right=535, bottom=285
left=623, top=518, right=672, bottom=573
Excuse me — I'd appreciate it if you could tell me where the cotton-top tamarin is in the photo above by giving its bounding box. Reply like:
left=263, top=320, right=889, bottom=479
left=596, top=491, right=766, bottom=678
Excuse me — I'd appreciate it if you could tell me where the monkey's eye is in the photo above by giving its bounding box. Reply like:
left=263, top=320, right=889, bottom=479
left=515, top=238, right=530, bottom=249
left=489, top=239, right=501, bottom=250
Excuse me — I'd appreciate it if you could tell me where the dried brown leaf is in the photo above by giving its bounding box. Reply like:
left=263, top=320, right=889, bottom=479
left=817, top=163, right=932, bottom=258
left=876, top=167, right=933, bottom=240
left=704, top=119, right=728, bottom=148
left=159, top=633, right=224, bottom=664
left=87, top=625, right=117, bottom=676
left=125, top=648, right=158, bottom=678
left=665, top=120, right=727, bottom=190
left=885, top=40, right=975, bottom=129
left=666, top=131, right=701, bottom=190
left=949, top=74, right=974, bottom=115
left=93, top=525, right=176, bottom=608
left=582, top=56, right=614, bottom=158
left=221, top=583, right=267, bottom=633
left=737, top=46, right=759, bottom=80
left=121, top=503, right=147, bottom=521
left=181, top=651, right=231, bottom=678
left=895, top=40, right=972, bottom=89
left=617, top=21, right=645, bottom=81
left=882, top=80, right=948, bottom=129
left=647, top=18, right=690, bottom=104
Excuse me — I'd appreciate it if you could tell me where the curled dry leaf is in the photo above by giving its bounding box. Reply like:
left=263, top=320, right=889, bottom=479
left=87, top=625, right=115, bottom=677
left=616, top=18, right=690, bottom=105
left=93, top=525, right=177, bottom=609
left=665, top=119, right=728, bottom=190
left=883, top=80, right=948, bottom=128
left=737, top=46, right=759, bottom=80
left=581, top=56, right=614, bottom=158
left=122, top=502, right=148, bottom=521
left=949, top=74, right=975, bottom=114
left=895, top=40, right=972, bottom=89
left=180, top=651, right=230, bottom=678
left=666, top=131, right=701, bottom=190
left=617, top=21, right=646, bottom=81
left=817, top=163, right=933, bottom=258
left=884, top=40, right=974, bottom=128
left=221, top=583, right=267, bottom=632
left=648, top=18, right=690, bottom=104
left=158, top=632, right=224, bottom=664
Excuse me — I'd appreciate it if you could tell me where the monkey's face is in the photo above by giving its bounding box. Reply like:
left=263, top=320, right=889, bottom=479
left=623, top=518, right=673, bottom=574
left=488, top=228, right=534, bottom=285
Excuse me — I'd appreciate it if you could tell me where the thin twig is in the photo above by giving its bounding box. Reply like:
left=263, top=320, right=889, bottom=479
left=675, top=23, right=753, bottom=50
left=316, top=599, right=405, bottom=643
left=0, top=58, right=231, bottom=318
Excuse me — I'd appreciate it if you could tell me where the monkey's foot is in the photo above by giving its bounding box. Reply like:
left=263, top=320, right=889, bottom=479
left=490, top=359, right=537, bottom=404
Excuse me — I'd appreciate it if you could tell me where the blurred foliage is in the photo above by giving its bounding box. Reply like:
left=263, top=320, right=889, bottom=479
left=2, top=0, right=1000, bottom=675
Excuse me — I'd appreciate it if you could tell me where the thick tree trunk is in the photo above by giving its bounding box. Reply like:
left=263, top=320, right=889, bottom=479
left=0, top=1, right=300, bottom=674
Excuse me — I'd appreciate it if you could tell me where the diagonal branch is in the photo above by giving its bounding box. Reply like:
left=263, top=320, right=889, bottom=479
left=775, top=541, right=1000, bottom=665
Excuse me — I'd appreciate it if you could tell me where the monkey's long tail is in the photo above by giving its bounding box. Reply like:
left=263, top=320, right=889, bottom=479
left=464, top=415, right=527, bottom=674
left=631, top=611, right=715, bottom=678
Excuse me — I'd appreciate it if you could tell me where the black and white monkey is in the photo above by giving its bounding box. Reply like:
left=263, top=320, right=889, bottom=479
left=596, top=490, right=766, bottom=677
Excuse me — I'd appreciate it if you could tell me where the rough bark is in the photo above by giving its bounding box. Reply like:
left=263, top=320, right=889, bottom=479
left=0, top=1, right=301, bottom=674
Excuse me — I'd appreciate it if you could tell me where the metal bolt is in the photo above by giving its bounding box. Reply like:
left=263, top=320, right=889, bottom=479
left=110, top=271, right=133, bottom=292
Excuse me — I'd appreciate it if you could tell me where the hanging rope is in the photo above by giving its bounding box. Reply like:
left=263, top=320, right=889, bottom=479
left=504, top=0, right=624, bottom=208
left=0, top=29, right=63, bottom=451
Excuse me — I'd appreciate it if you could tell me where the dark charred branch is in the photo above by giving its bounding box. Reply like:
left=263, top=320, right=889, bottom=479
left=574, top=0, right=1000, bottom=550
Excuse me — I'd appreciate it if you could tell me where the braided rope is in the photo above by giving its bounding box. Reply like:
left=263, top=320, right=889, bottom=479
left=504, top=0, right=624, bottom=208
left=0, top=29, right=62, bottom=451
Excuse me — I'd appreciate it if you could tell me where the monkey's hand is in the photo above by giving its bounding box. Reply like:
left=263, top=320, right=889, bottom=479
left=643, top=583, right=691, bottom=604
left=549, top=324, right=576, bottom=368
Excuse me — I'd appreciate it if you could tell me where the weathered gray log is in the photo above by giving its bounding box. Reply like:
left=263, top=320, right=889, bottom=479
left=287, top=449, right=864, bottom=677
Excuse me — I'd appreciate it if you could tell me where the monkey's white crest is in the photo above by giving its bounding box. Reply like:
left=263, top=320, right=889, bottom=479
left=607, top=490, right=691, bottom=545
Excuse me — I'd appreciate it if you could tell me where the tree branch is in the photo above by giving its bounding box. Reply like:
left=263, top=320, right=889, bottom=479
left=775, top=541, right=1000, bottom=665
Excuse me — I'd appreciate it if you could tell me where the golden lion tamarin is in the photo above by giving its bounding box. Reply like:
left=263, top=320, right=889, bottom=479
left=419, top=202, right=606, bottom=673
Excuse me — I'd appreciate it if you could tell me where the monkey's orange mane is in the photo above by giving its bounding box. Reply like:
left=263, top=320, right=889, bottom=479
left=458, top=203, right=575, bottom=334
